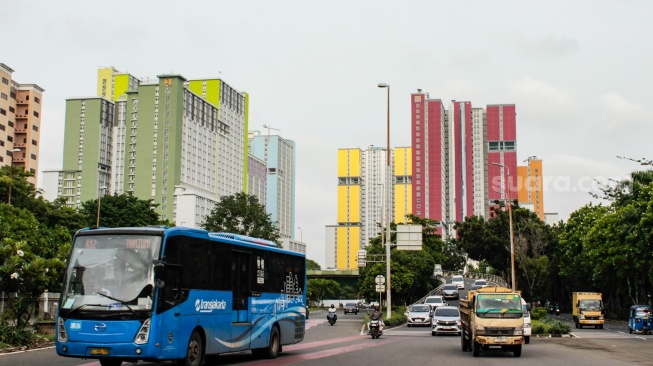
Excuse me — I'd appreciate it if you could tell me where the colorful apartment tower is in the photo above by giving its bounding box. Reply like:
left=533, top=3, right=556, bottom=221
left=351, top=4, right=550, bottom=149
left=0, top=63, right=44, bottom=187
left=486, top=104, right=518, bottom=213
left=326, top=146, right=412, bottom=270
left=249, top=131, right=296, bottom=239
left=517, top=156, right=544, bottom=220
left=410, top=91, right=517, bottom=236
left=42, top=67, right=250, bottom=227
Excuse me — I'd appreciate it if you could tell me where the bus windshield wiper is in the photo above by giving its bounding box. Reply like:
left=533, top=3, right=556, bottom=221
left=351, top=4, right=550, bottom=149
left=96, top=292, right=136, bottom=314
left=67, top=303, right=105, bottom=317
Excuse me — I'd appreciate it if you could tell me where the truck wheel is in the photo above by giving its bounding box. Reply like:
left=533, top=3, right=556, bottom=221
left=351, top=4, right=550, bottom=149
left=461, top=332, right=469, bottom=351
left=513, top=345, right=522, bottom=357
left=599, top=324, right=603, bottom=329
left=525, top=336, right=530, bottom=344
left=472, top=341, right=480, bottom=357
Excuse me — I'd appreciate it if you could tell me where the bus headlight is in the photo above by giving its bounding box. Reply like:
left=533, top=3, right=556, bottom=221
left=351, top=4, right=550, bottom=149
left=134, top=318, right=151, bottom=345
left=579, top=314, right=585, bottom=320
left=57, top=317, right=68, bottom=343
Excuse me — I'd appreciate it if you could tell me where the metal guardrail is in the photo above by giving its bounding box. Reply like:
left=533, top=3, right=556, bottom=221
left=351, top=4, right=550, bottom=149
left=411, top=271, right=508, bottom=307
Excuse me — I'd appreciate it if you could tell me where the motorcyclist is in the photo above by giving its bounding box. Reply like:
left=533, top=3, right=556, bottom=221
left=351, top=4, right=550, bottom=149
left=368, top=305, right=384, bottom=333
left=327, top=304, right=338, bottom=320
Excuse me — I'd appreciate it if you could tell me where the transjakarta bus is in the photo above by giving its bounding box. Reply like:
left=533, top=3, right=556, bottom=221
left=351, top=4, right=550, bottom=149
left=55, top=226, right=306, bottom=366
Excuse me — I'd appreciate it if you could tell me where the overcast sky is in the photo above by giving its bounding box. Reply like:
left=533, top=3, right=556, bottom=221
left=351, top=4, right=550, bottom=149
left=4, top=1, right=651, bottom=266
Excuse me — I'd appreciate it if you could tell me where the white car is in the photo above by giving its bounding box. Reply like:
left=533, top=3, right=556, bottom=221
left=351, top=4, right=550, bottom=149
left=451, top=275, right=465, bottom=290
left=407, top=304, right=432, bottom=327
left=424, top=295, right=446, bottom=311
left=522, top=299, right=531, bottom=344
left=431, top=306, right=461, bottom=336
left=473, top=279, right=488, bottom=288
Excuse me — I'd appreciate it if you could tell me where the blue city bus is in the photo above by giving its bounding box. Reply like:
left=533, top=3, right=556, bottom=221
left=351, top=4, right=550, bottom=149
left=55, top=226, right=306, bottom=366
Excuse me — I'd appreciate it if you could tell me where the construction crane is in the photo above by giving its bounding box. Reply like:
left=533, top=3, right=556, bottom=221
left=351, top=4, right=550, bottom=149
left=262, top=124, right=281, bottom=135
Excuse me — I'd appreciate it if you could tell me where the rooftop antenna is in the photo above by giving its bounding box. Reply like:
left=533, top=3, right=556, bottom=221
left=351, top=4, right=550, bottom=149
left=262, top=124, right=281, bottom=135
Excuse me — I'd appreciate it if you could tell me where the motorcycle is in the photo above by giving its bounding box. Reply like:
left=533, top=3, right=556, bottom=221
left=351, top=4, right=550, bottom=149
left=555, top=305, right=560, bottom=316
left=369, top=316, right=382, bottom=339
left=548, top=304, right=555, bottom=314
left=327, top=311, right=337, bottom=326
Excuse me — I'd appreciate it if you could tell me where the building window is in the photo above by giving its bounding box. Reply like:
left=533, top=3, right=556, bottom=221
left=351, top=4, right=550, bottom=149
left=0, top=109, right=5, bottom=116
left=0, top=124, right=4, bottom=131
left=31, top=153, right=36, bottom=160
left=8, top=107, right=14, bottom=113
left=31, top=139, right=37, bottom=146
left=32, top=125, right=38, bottom=131
left=34, top=96, right=40, bottom=104
left=1, top=93, right=6, bottom=100
left=1, top=77, right=8, bottom=85
left=33, top=111, right=39, bottom=117
left=8, top=121, right=13, bottom=127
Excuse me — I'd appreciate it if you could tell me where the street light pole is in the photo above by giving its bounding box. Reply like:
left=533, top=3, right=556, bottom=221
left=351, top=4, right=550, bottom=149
left=378, top=82, right=392, bottom=318
left=492, top=162, right=515, bottom=291
left=297, top=226, right=302, bottom=243
left=96, top=186, right=108, bottom=227
left=8, top=148, right=22, bottom=205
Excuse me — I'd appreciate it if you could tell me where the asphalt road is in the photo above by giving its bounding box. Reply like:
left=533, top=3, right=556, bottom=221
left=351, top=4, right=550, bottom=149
left=3, top=278, right=653, bottom=366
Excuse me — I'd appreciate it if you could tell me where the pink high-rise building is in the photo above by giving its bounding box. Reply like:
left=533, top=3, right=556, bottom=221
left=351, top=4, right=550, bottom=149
left=410, top=92, right=517, bottom=236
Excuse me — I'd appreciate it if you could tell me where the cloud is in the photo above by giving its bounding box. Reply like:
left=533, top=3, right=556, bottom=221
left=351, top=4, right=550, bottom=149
left=597, top=92, right=650, bottom=133
left=506, top=76, right=577, bottom=125
left=515, top=35, right=580, bottom=57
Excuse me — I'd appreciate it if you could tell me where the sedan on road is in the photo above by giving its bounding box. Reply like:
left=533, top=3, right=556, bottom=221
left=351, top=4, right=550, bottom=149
left=441, top=284, right=459, bottom=300
left=431, top=306, right=461, bottom=336
left=407, top=304, right=432, bottom=327
left=344, top=303, right=359, bottom=314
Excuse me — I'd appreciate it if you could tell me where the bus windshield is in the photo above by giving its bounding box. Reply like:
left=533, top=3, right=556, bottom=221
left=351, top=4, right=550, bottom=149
left=60, top=234, right=162, bottom=316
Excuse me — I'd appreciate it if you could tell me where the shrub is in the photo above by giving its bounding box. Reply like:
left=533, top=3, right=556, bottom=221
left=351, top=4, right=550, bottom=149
left=532, top=322, right=546, bottom=334
left=531, top=317, right=571, bottom=335
left=531, top=307, right=547, bottom=320
left=0, top=323, right=34, bottom=346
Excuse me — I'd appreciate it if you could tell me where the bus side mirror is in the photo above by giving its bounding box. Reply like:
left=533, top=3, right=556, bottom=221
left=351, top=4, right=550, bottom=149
left=153, top=261, right=165, bottom=278
left=155, top=279, right=165, bottom=289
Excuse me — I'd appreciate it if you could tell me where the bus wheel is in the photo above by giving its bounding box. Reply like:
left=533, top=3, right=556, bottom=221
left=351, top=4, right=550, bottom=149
left=178, top=330, right=203, bottom=366
left=253, top=326, right=280, bottom=359
left=100, top=359, right=123, bottom=366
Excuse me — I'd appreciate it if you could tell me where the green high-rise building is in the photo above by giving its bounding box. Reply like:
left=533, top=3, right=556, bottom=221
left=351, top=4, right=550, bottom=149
left=43, top=67, right=249, bottom=226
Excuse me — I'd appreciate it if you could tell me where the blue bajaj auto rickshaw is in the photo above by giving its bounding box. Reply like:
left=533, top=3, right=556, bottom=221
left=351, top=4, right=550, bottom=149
left=628, top=305, right=653, bottom=334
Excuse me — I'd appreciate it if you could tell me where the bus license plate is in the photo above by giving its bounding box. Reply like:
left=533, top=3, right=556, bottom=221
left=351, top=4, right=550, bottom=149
left=90, top=348, right=109, bottom=355
left=495, top=337, right=507, bottom=343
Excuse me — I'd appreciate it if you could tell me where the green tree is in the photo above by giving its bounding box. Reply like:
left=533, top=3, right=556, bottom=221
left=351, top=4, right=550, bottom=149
left=79, top=193, right=162, bottom=228
left=0, top=204, right=66, bottom=332
left=202, top=192, right=280, bottom=244
left=307, top=278, right=340, bottom=305
left=358, top=215, right=460, bottom=306
left=306, top=259, right=321, bottom=270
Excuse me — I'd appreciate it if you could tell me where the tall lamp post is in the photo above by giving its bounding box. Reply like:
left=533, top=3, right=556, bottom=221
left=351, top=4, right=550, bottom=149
left=8, top=148, right=22, bottom=205
left=96, top=186, right=108, bottom=227
left=492, top=162, right=515, bottom=291
left=378, top=82, right=392, bottom=318
left=297, top=226, right=302, bottom=243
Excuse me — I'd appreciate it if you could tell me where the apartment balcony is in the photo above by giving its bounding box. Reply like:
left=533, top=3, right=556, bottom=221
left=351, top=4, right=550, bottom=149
left=16, top=100, right=28, bottom=105
left=14, top=127, right=27, bottom=133
left=15, top=114, right=27, bottom=119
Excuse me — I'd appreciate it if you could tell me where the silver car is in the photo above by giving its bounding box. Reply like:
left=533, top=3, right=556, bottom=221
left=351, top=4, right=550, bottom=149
left=441, top=284, right=459, bottom=300
left=407, top=304, right=432, bottom=327
left=431, top=306, right=461, bottom=336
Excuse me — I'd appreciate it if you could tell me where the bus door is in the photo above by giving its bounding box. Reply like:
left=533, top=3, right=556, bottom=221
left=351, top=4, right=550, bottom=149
left=231, top=250, right=251, bottom=349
